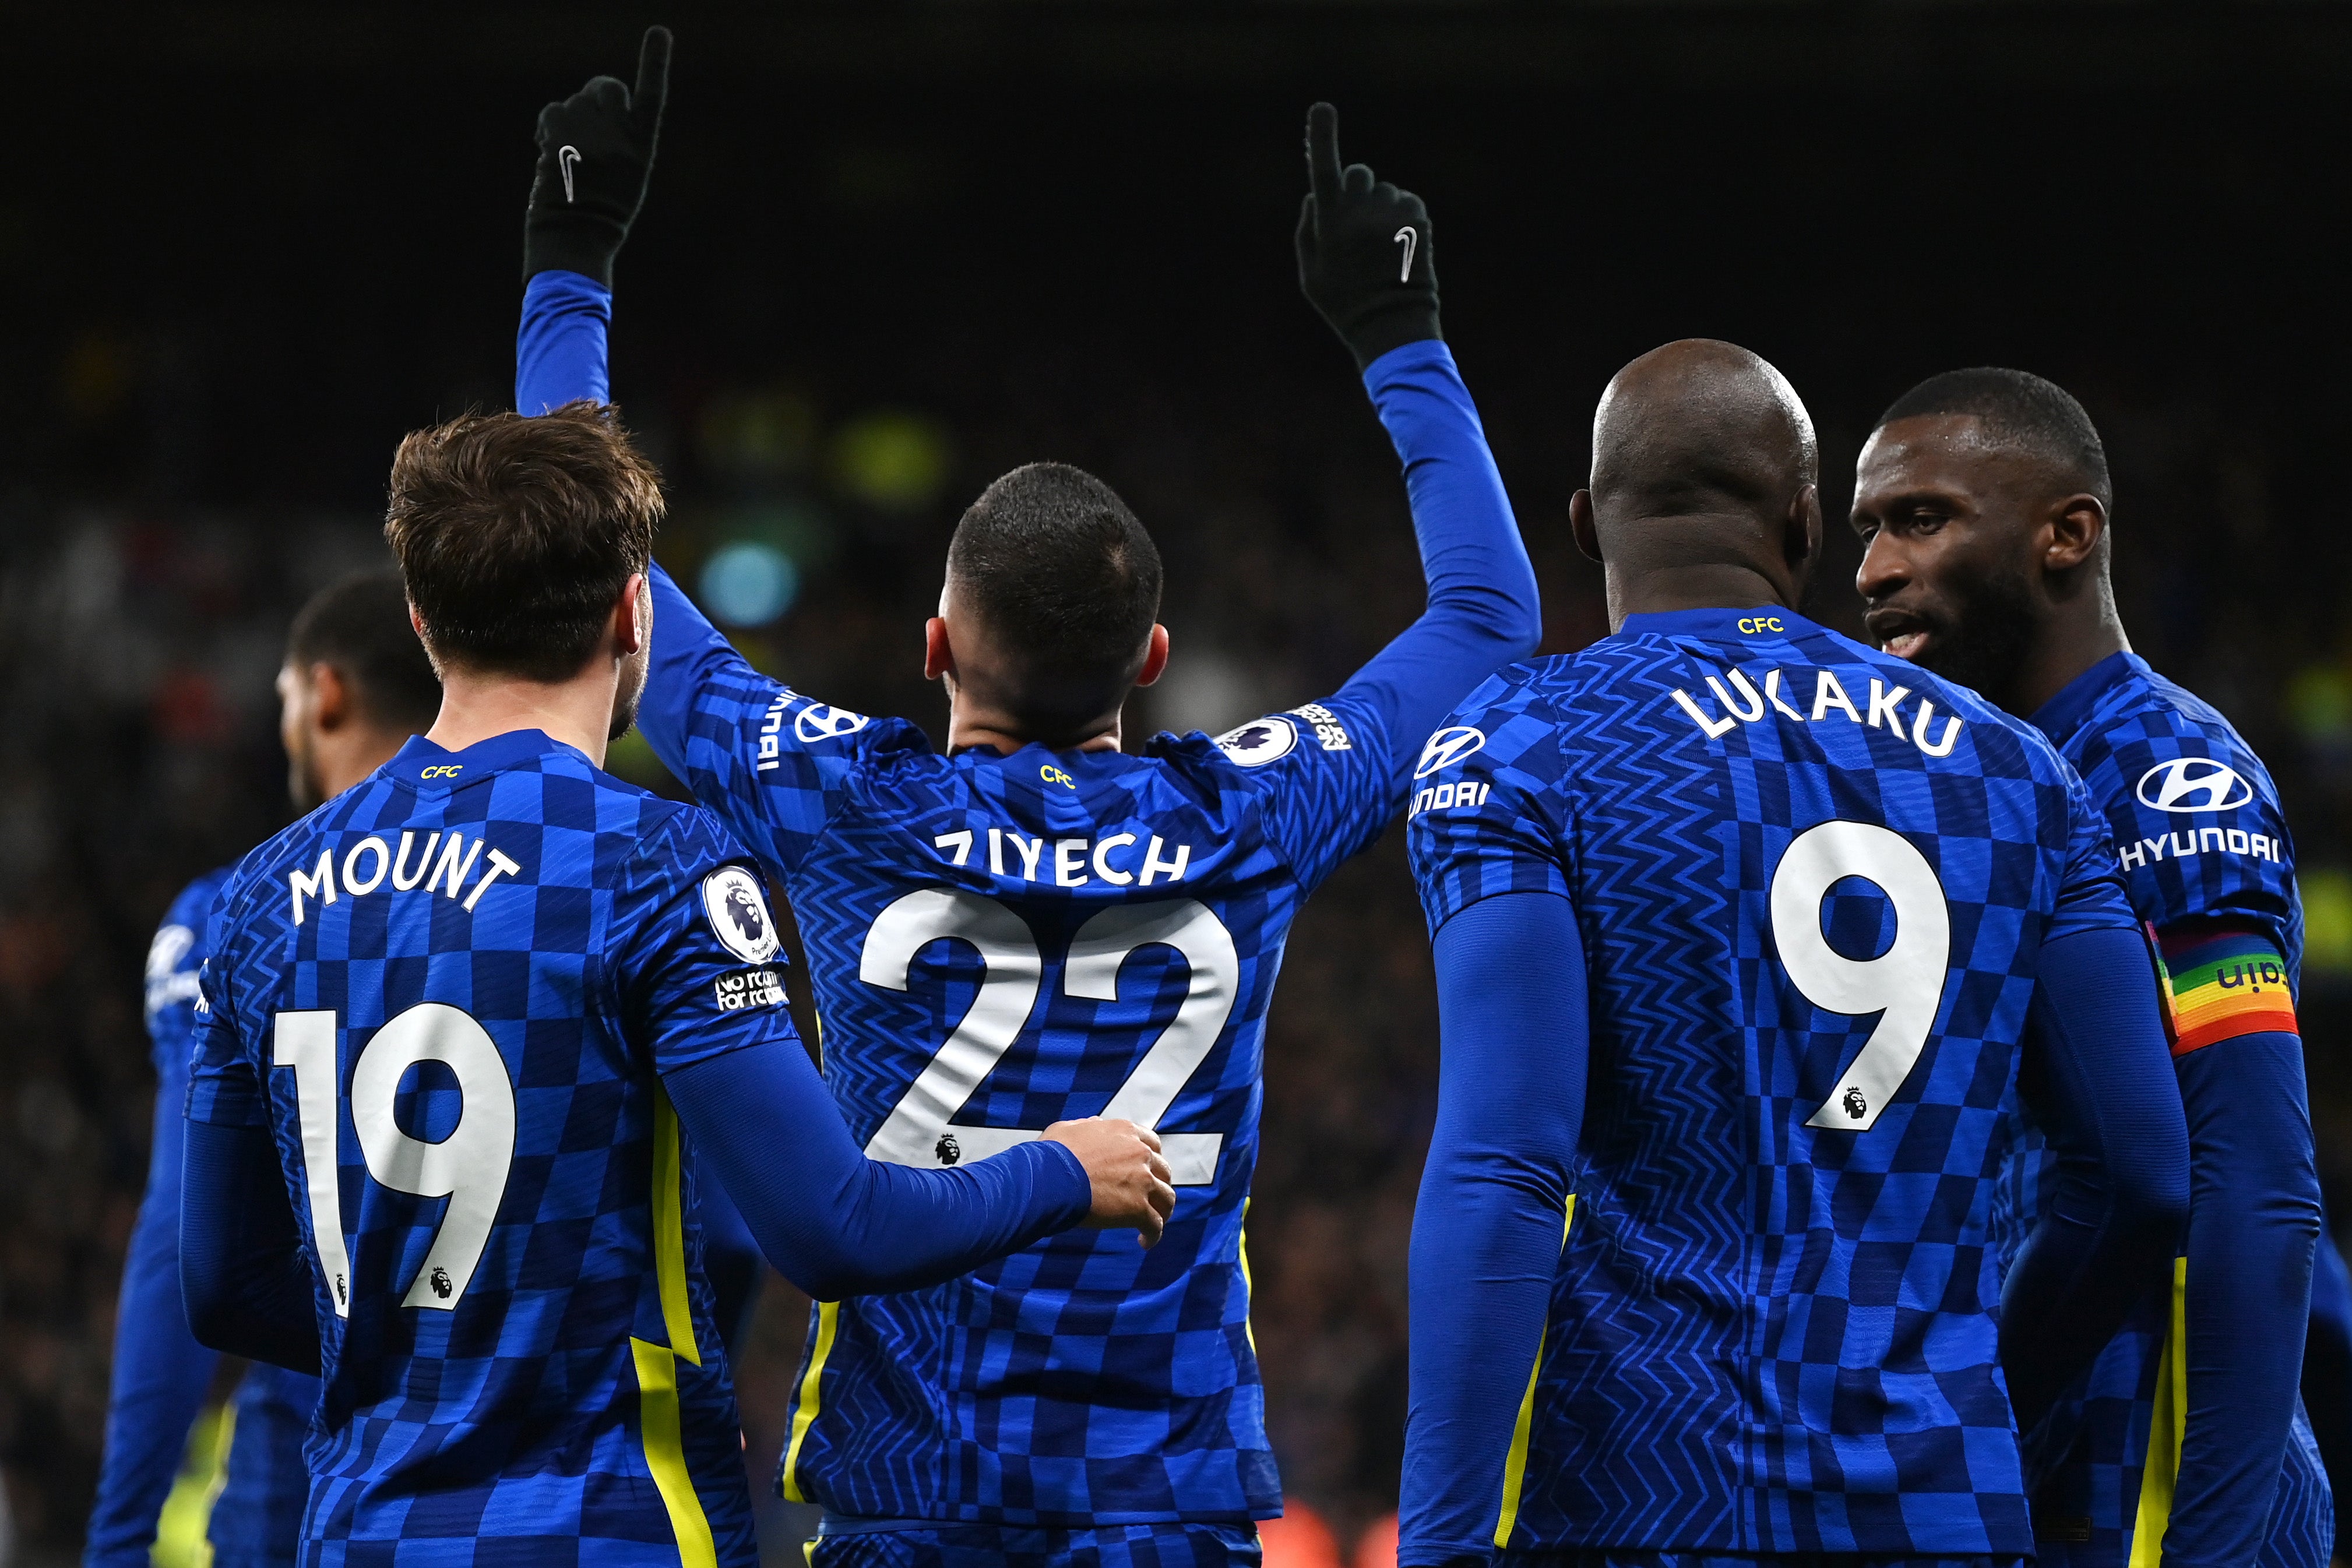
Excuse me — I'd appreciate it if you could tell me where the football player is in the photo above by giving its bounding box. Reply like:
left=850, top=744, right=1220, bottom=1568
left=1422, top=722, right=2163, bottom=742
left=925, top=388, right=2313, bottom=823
left=508, top=33, right=1541, bottom=1567
left=1853, top=367, right=2329, bottom=1567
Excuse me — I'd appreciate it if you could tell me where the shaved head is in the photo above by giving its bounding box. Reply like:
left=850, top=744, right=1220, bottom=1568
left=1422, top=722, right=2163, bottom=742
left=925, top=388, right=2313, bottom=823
left=1592, top=340, right=1817, bottom=521
left=1573, top=339, right=1822, bottom=626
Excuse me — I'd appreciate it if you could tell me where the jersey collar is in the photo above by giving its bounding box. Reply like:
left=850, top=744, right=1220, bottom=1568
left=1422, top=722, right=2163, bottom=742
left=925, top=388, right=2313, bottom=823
left=1615, top=606, right=1825, bottom=643
left=384, top=730, right=587, bottom=792
left=2028, top=651, right=2147, bottom=750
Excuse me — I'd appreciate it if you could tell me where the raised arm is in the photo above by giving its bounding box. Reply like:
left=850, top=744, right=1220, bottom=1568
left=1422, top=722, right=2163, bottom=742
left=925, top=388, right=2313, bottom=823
left=1295, top=104, right=1542, bottom=788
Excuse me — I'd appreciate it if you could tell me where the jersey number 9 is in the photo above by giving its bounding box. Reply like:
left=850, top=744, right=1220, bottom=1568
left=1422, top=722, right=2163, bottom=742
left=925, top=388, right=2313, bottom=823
left=1769, top=820, right=1953, bottom=1133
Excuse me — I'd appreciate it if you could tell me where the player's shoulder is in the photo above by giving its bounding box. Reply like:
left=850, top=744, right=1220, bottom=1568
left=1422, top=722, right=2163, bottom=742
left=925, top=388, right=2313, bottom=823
left=210, top=784, right=382, bottom=940
left=2050, top=654, right=2278, bottom=805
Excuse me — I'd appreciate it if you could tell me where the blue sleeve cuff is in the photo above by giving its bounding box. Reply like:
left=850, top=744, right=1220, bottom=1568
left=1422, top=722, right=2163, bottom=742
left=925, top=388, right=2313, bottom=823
left=1362, top=336, right=1457, bottom=394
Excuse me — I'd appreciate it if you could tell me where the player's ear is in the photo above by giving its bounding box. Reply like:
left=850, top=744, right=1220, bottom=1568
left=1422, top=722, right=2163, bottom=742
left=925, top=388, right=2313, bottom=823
left=924, top=616, right=956, bottom=682
left=1133, top=625, right=1171, bottom=689
left=1784, top=484, right=1821, bottom=568
left=1569, top=489, right=1602, bottom=564
left=614, top=573, right=648, bottom=657
left=310, top=663, right=351, bottom=732
left=2043, top=493, right=2106, bottom=575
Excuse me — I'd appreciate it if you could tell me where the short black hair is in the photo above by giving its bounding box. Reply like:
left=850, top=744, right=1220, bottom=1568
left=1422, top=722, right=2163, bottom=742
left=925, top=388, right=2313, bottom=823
left=1876, top=367, right=2111, bottom=506
left=946, top=463, right=1163, bottom=735
left=286, top=570, right=442, bottom=732
left=384, top=402, right=664, bottom=682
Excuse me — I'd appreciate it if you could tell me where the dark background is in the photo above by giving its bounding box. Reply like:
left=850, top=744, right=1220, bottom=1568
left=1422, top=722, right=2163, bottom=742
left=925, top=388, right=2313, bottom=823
left=8, top=4, right=2352, bottom=1563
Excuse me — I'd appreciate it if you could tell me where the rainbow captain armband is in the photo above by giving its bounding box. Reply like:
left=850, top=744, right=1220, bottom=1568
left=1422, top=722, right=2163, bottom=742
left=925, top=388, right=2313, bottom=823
left=2154, top=925, right=2299, bottom=1056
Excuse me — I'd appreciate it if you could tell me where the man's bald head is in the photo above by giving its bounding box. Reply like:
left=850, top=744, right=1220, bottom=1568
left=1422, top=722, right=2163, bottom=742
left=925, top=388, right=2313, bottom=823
left=1571, top=340, right=1823, bottom=625
left=1591, top=339, right=1817, bottom=525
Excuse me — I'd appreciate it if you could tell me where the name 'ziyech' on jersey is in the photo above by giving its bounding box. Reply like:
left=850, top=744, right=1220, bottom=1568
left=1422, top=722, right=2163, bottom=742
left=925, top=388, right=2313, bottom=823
left=1404, top=608, right=2145, bottom=1559
left=188, top=729, right=796, bottom=1566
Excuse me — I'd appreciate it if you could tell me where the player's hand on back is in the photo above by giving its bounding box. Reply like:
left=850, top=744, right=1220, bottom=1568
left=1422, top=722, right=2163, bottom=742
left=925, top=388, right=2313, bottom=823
left=523, top=26, right=671, bottom=286
left=1043, top=1118, right=1177, bottom=1247
left=1295, top=101, right=1442, bottom=369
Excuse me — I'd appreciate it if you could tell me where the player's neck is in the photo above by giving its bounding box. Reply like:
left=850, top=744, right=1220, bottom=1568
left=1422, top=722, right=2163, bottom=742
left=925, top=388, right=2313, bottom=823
left=2011, top=605, right=2132, bottom=720
left=426, top=666, right=619, bottom=770
left=946, top=699, right=1125, bottom=757
left=1605, top=562, right=1794, bottom=630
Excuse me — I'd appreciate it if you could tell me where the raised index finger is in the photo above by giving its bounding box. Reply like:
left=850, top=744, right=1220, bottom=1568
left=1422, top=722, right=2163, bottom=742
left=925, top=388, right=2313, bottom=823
left=1305, top=101, right=1342, bottom=211
left=632, top=25, right=673, bottom=124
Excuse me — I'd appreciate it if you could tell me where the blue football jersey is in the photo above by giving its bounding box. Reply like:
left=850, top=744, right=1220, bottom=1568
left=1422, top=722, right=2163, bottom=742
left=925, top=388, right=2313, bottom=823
left=639, top=570, right=1407, bottom=1526
left=89, top=868, right=317, bottom=1568
left=1405, top=607, right=2140, bottom=1558
left=1994, top=651, right=2325, bottom=1568
left=188, top=728, right=801, bottom=1567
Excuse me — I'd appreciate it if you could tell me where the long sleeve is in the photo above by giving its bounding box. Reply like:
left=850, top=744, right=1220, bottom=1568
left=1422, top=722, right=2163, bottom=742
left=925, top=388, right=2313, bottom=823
left=1400, top=890, right=1587, bottom=1568
left=691, top=1143, right=767, bottom=1358
left=2161, top=1033, right=2322, bottom=1568
left=1334, top=340, right=1543, bottom=792
left=84, top=1061, right=221, bottom=1568
left=179, top=1120, right=323, bottom=1375
left=2000, top=926, right=2191, bottom=1430
left=661, top=1040, right=1092, bottom=1302
left=515, top=268, right=611, bottom=414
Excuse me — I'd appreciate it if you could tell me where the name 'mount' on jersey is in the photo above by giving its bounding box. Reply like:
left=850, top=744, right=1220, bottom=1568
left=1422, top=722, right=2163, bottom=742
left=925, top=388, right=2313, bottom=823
left=642, top=568, right=1414, bottom=1525
left=1407, top=607, right=2138, bottom=1557
left=188, top=727, right=799, bottom=1565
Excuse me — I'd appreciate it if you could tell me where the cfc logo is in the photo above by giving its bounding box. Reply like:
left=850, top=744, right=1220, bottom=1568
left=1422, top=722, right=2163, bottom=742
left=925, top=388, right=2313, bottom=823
left=1040, top=764, right=1075, bottom=789
left=1414, top=727, right=1486, bottom=779
left=420, top=765, right=463, bottom=780
left=1737, top=616, right=1785, bottom=636
left=2135, top=758, right=2254, bottom=814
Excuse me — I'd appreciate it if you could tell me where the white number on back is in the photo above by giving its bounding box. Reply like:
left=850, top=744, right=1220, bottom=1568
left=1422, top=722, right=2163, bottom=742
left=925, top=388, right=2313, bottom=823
left=860, top=891, right=1240, bottom=1185
left=1769, top=820, right=1952, bottom=1132
left=273, top=1002, right=517, bottom=1312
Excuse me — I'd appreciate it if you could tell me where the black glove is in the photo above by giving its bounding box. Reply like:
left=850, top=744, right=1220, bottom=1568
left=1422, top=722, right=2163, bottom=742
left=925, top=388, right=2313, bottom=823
left=522, top=26, right=671, bottom=287
left=1295, top=101, right=1441, bottom=370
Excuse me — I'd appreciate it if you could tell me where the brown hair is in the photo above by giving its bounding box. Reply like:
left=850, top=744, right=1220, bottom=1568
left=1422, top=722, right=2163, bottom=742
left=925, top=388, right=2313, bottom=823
left=383, top=402, right=663, bottom=682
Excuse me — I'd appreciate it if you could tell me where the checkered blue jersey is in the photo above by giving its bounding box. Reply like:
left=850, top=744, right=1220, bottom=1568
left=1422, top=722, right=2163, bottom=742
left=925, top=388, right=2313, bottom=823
left=1403, top=608, right=2142, bottom=1558
left=187, top=728, right=799, bottom=1567
left=636, top=569, right=1417, bottom=1525
left=1994, top=652, right=2325, bottom=1568
left=87, top=868, right=316, bottom=1568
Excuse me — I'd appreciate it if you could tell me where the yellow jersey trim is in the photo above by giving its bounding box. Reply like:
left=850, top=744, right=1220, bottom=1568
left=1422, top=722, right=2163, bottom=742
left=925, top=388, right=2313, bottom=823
left=653, top=1090, right=700, bottom=1367
left=780, top=1300, right=842, bottom=1504
left=631, top=1337, right=719, bottom=1568
left=2127, top=1255, right=2191, bottom=1568
left=1493, top=1195, right=1574, bottom=1550
left=1240, top=1197, right=1258, bottom=1355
